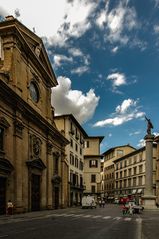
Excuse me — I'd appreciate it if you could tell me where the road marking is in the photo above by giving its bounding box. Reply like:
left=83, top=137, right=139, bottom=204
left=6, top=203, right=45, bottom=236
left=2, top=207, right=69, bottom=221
left=82, top=215, right=92, bottom=218
left=92, top=215, right=102, bottom=218
left=103, top=216, right=111, bottom=219
left=124, top=217, right=132, bottom=221
left=63, top=214, right=75, bottom=217
left=113, top=217, right=121, bottom=220
left=72, top=214, right=84, bottom=217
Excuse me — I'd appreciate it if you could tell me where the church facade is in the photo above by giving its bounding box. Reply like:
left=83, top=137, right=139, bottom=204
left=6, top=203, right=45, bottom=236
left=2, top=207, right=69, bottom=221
left=0, top=16, right=69, bottom=214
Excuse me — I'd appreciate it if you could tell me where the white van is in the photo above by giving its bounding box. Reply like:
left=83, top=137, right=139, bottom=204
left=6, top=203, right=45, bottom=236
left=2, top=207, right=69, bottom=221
left=81, top=195, right=96, bottom=209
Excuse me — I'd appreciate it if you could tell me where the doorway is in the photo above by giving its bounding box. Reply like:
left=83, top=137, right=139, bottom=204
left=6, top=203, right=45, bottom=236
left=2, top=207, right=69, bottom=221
left=31, top=174, right=40, bottom=211
left=0, top=177, right=6, bottom=214
left=54, top=187, right=59, bottom=209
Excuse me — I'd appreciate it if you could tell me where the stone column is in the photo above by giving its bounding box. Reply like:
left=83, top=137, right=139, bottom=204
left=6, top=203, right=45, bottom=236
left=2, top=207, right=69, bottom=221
left=142, top=134, right=156, bottom=209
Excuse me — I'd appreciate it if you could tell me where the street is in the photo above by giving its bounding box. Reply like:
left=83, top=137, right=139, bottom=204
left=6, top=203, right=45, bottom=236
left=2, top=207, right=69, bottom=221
left=0, top=204, right=159, bottom=239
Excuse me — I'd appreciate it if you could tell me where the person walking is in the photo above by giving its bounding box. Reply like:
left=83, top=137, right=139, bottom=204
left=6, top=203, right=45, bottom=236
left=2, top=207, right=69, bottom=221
left=6, top=200, right=14, bottom=215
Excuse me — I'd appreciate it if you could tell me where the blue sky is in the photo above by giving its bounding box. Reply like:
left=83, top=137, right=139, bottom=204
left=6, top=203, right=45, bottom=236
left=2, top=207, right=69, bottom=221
left=0, top=0, right=159, bottom=153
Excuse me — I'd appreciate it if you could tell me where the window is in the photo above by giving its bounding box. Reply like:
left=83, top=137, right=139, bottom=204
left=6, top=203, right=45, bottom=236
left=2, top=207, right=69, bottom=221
left=117, top=150, right=123, bottom=157
left=75, top=157, right=78, bottom=168
left=85, top=141, right=89, bottom=148
left=133, top=177, right=136, bottom=186
left=70, top=139, right=73, bottom=147
left=133, top=166, right=137, bottom=175
left=75, top=143, right=78, bottom=152
left=91, top=185, right=96, bottom=193
left=116, top=172, right=118, bottom=179
left=124, top=170, right=127, bottom=177
left=128, top=178, right=131, bottom=187
left=91, top=174, right=96, bottom=183
left=89, top=160, right=98, bottom=168
left=139, top=165, right=143, bottom=173
left=0, top=127, right=4, bottom=150
left=138, top=176, right=142, bottom=186
left=29, top=81, right=39, bottom=103
left=128, top=168, right=131, bottom=176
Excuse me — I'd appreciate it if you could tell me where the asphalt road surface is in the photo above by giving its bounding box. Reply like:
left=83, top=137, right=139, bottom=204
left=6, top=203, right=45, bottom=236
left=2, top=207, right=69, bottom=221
left=0, top=204, right=158, bottom=239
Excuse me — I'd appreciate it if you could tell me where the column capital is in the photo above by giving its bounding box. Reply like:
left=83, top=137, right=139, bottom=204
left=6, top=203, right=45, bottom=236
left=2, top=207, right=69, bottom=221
left=144, top=134, right=155, bottom=141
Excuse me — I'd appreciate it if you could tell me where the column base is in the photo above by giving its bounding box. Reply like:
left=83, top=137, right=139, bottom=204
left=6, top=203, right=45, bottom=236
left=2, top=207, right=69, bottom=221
left=142, top=195, right=157, bottom=209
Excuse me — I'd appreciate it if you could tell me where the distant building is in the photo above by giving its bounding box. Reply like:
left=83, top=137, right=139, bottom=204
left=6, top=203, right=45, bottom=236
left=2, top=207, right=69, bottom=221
left=83, top=136, right=104, bottom=200
left=114, top=145, right=157, bottom=203
left=102, top=145, right=136, bottom=202
left=0, top=16, right=68, bottom=214
left=54, top=114, right=87, bottom=206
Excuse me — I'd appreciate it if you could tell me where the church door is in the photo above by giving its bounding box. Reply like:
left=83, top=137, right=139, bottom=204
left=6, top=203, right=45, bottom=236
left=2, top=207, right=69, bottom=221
left=31, top=174, right=40, bottom=211
left=0, top=177, right=6, bottom=214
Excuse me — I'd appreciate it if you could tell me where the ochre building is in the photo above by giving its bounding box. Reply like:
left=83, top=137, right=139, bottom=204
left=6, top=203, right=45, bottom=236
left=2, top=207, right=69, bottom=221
left=0, top=16, right=69, bottom=214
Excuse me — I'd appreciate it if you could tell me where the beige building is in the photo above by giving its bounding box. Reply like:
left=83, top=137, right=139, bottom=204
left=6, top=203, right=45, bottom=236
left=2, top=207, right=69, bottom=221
left=103, top=145, right=136, bottom=201
left=54, top=114, right=87, bottom=206
left=0, top=16, right=69, bottom=214
left=114, top=145, right=157, bottom=203
left=83, top=136, right=104, bottom=200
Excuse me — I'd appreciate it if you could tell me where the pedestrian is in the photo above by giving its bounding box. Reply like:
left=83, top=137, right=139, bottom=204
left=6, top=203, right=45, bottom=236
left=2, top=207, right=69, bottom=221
left=6, top=200, right=14, bottom=215
left=121, top=204, right=127, bottom=215
left=129, top=203, right=133, bottom=215
left=101, top=199, right=105, bottom=208
left=98, top=199, right=102, bottom=208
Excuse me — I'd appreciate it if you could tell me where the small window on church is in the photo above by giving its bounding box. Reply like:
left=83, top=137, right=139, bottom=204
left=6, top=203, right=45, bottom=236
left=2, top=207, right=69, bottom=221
left=0, top=127, right=4, bottom=150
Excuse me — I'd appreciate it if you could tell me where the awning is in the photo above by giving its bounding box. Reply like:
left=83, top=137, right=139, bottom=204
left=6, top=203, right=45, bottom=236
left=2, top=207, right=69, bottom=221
left=132, top=189, right=137, bottom=194
left=137, top=189, right=143, bottom=194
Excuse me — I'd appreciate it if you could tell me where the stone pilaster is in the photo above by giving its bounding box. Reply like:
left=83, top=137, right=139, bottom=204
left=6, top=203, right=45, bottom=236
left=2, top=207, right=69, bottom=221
left=142, top=134, right=156, bottom=209
left=13, top=118, right=24, bottom=213
left=46, top=142, right=53, bottom=209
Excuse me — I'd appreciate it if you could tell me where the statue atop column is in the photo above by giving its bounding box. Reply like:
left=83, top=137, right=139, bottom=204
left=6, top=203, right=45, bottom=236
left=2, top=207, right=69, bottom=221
left=145, top=116, right=153, bottom=135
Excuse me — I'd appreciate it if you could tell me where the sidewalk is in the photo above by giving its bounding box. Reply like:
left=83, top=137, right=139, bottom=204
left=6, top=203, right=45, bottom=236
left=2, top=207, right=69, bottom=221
left=0, top=209, right=67, bottom=224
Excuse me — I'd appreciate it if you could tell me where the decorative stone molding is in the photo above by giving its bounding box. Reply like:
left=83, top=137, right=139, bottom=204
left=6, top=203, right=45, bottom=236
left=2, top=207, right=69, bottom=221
left=0, top=116, right=10, bottom=128
left=30, top=135, right=42, bottom=159
left=52, top=174, right=62, bottom=185
left=14, top=119, right=24, bottom=138
left=26, top=158, right=46, bottom=170
left=47, top=142, right=53, bottom=155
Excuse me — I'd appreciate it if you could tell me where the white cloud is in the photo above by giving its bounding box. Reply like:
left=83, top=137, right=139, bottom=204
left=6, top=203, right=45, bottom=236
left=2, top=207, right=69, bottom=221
left=71, top=66, right=89, bottom=75
left=137, top=139, right=145, bottom=148
left=1, top=0, right=97, bottom=47
left=107, top=72, right=127, bottom=92
left=0, top=6, right=8, bottom=17
left=129, top=131, right=141, bottom=136
left=68, top=48, right=83, bottom=57
left=93, top=98, right=145, bottom=127
left=53, top=54, right=73, bottom=67
left=116, top=99, right=136, bottom=114
left=154, top=0, right=159, bottom=7
left=111, top=46, right=119, bottom=53
left=51, top=76, right=100, bottom=124
left=96, top=1, right=138, bottom=45
left=154, top=24, right=159, bottom=34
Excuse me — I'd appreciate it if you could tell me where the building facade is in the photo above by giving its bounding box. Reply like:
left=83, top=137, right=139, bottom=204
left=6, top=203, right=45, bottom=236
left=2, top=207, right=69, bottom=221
left=0, top=16, right=68, bottom=214
left=114, top=145, right=157, bottom=203
left=103, top=145, right=136, bottom=202
left=54, top=114, right=87, bottom=206
left=83, top=136, right=104, bottom=201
